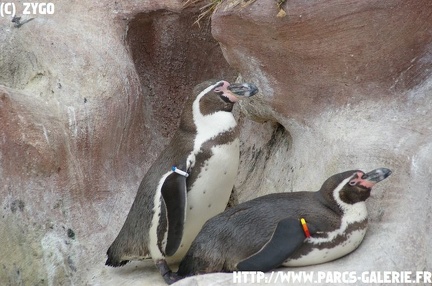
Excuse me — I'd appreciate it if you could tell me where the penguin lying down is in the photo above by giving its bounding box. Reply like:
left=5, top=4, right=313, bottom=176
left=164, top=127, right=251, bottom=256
left=161, top=168, right=392, bottom=284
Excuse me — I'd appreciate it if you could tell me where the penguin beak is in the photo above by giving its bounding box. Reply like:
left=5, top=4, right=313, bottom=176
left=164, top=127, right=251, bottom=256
left=228, top=83, right=259, bottom=98
left=361, top=168, right=392, bottom=184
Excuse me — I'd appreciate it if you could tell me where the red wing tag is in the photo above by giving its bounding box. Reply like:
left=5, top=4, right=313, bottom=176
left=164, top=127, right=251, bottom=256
left=300, top=218, right=311, bottom=238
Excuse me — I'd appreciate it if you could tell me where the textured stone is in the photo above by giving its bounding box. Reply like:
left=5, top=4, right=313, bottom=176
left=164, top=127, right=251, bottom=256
left=2, top=0, right=432, bottom=285
left=0, top=1, right=235, bottom=285
left=177, top=0, right=432, bottom=285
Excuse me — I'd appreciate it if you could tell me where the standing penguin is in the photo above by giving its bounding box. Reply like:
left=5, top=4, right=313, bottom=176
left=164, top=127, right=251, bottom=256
left=105, top=80, right=258, bottom=283
left=174, top=168, right=392, bottom=280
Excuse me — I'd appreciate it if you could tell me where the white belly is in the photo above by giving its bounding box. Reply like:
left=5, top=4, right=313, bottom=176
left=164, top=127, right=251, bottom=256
left=284, top=200, right=368, bottom=267
left=283, top=227, right=367, bottom=267
left=167, top=139, right=240, bottom=263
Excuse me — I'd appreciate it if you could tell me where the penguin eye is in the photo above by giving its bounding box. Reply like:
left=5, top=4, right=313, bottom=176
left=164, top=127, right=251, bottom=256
left=213, top=82, right=224, bottom=93
left=349, top=181, right=356, bottom=186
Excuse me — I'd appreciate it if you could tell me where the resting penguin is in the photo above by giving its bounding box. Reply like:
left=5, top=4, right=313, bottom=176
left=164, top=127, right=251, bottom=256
left=173, top=168, right=392, bottom=280
left=105, top=80, right=258, bottom=283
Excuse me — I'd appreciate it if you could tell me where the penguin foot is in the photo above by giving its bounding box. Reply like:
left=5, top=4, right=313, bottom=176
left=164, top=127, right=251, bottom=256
left=156, top=259, right=183, bottom=285
left=163, top=271, right=183, bottom=285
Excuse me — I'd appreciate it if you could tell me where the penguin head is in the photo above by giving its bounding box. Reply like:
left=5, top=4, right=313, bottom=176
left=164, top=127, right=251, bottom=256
left=321, top=168, right=392, bottom=206
left=192, top=80, right=258, bottom=114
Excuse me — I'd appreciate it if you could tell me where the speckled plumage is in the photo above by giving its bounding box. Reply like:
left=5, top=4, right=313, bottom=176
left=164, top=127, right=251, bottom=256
left=105, top=80, right=258, bottom=280
left=176, top=168, right=391, bottom=277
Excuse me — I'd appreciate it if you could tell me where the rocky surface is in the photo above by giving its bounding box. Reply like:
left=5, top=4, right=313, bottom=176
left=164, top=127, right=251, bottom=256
left=0, top=1, right=235, bottom=285
left=1, top=0, right=431, bottom=286
left=178, top=0, right=432, bottom=285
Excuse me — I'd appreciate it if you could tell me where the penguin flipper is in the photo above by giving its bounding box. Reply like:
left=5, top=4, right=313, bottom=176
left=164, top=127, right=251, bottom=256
left=161, top=172, right=187, bottom=256
left=237, top=218, right=306, bottom=272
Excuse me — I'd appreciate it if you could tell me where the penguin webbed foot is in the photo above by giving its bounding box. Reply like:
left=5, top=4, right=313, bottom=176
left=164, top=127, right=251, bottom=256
left=156, top=260, right=184, bottom=285
left=162, top=271, right=183, bottom=285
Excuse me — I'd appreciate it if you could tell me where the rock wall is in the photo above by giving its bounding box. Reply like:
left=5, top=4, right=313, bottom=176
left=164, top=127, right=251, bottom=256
left=0, top=1, right=235, bottom=285
left=179, top=0, right=432, bottom=285
left=1, top=0, right=431, bottom=286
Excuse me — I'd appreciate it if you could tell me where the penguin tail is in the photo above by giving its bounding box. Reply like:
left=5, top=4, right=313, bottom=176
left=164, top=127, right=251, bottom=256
left=105, top=246, right=129, bottom=267
left=105, top=256, right=129, bottom=267
left=176, top=255, right=195, bottom=277
left=177, top=253, right=214, bottom=277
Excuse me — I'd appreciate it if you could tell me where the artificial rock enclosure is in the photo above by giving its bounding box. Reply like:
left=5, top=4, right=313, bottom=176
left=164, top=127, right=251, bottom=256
left=0, top=1, right=431, bottom=285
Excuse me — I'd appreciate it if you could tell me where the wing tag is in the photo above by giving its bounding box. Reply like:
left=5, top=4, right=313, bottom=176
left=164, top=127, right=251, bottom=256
left=172, top=166, right=189, bottom=177
left=300, top=218, right=311, bottom=238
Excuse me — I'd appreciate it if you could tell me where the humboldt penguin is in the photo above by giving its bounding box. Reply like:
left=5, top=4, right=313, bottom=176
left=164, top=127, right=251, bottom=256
left=105, top=80, right=258, bottom=283
left=174, top=168, right=392, bottom=280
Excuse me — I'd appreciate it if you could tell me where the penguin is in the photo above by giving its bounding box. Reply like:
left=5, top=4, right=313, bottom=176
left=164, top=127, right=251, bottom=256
left=105, top=80, right=258, bottom=283
left=172, top=168, right=392, bottom=280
